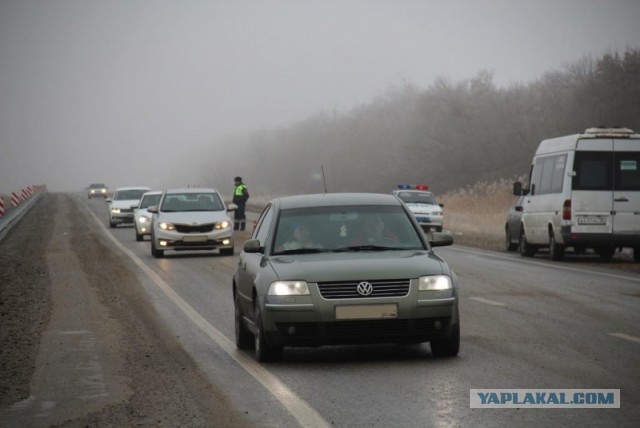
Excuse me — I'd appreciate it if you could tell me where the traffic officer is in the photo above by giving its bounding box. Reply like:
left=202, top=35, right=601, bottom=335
left=232, top=176, right=249, bottom=231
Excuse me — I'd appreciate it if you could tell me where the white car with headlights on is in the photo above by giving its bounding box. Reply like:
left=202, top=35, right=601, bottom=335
left=107, top=186, right=151, bottom=228
left=132, top=190, right=162, bottom=241
left=148, top=188, right=237, bottom=258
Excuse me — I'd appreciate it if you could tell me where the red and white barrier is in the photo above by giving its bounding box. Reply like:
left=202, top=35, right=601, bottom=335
left=0, top=198, right=4, bottom=217
left=11, top=192, right=20, bottom=207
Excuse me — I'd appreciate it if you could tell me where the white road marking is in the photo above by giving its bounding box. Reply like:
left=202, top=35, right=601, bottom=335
left=608, top=332, right=640, bottom=344
left=469, top=297, right=507, bottom=307
left=83, top=203, right=331, bottom=428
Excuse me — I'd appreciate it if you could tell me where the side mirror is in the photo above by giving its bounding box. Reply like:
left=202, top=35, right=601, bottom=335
left=227, top=203, right=238, bottom=212
left=106, top=198, right=112, bottom=203
left=147, top=206, right=158, bottom=213
left=429, top=231, right=454, bottom=247
left=130, top=203, right=139, bottom=209
left=513, top=182, right=522, bottom=196
left=243, top=239, right=261, bottom=253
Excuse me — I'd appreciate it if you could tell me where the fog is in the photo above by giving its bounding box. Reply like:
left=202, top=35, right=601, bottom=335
left=1, top=0, right=639, bottom=194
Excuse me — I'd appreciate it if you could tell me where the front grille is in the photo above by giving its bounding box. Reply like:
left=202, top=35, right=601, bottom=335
left=175, top=223, right=215, bottom=233
left=119, top=208, right=133, bottom=214
left=317, top=279, right=410, bottom=299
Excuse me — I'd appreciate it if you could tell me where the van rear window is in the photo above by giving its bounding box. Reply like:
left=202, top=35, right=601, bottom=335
left=573, top=151, right=640, bottom=191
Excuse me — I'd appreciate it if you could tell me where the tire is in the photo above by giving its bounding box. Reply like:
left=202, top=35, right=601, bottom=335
left=518, top=229, right=536, bottom=257
left=109, top=222, right=116, bottom=228
left=549, top=231, right=564, bottom=261
left=254, top=301, right=283, bottom=362
left=634, top=247, right=640, bottom=263
left=135, top=232, right=143, bottom=242
left=151, top=239, right=164, bottom=258
left=505, top=227, right=517, bottom=251
left=220, top=247, right=235, bottom=256
left=430, top=321, right=460, bottom=357
left=235, top=294, right=253, bottom=350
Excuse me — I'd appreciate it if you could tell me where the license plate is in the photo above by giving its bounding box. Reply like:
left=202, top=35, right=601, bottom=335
left=183, top=235, right=207, bottom=242
left=335, top=304, right=398, bottom=320
left=416, top=216, right=430, bottom=222
left=577, top=216, right=607, bottom=225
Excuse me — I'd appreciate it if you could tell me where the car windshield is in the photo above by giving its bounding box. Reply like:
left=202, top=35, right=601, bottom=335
left=89, top=183, right=106, bottom=188
left=160, top=193, right=224, bottom=212
left=396, top=192, right=438, bottom=205
left=139, top=194, right=161, bottom=209
left=272, top=205, right=425, bottom=255
left=115, top=189, right=148, bottom=200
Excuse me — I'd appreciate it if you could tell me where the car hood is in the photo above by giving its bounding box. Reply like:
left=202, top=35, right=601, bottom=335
left=405, top=203, right=442, bottom=214
left=268, top=251, right=448, bottom=282
left=110, top=199, right=140, bottom=209
left=158, top=211, right=231, bottom=225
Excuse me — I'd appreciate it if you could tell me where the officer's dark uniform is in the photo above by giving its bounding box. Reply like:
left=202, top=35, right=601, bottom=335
left=232, top=176, right=249, bottom=231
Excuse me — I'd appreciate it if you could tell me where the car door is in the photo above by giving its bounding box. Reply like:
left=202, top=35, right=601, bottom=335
left=613, top=141, right=640, bottom=235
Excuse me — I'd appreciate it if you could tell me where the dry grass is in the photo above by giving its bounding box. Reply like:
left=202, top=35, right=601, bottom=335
left=438, top=179, right=519, bottom=251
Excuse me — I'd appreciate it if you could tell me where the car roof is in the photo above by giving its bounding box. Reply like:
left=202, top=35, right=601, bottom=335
left=115, top=186, right=151, bottom=191
left=393, top=189, right=434, bottom=195
left=274, top=193, right=403, bottom=210
left=141, top=190, right=163, bottom=196
left=163, top=188, right=219, bottom=195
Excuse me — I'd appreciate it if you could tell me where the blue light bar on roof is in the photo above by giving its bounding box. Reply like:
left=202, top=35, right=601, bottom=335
left=397, top=184, right=429, bottom=190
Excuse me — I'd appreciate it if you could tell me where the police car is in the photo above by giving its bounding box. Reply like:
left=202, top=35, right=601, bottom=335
left=392, top=184, right=444, bottom=232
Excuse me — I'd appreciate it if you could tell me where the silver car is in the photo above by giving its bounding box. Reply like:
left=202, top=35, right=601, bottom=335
left=133, top=191, right=162, bottom=241
left=148, top=188, right=236, bottom=258
left=233, top=193, right=459, bottom=362
left=107, top=187, right=151, bottom=228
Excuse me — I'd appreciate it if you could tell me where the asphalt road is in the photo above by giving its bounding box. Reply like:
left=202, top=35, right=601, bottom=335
left=1, top=193, right=639, bottom=427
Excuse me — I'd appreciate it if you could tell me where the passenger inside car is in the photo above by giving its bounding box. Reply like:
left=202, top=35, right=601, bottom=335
left=349, top=214, right=399, bottom=246
left=281, top=223, right=322, bottom=251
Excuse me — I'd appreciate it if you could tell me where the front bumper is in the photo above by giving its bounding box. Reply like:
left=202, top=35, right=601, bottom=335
left=110, top=212, right=134, bottom=224
left=261, top=283, right=457, bottom=347
left=153, top=228, right=234, bottom=252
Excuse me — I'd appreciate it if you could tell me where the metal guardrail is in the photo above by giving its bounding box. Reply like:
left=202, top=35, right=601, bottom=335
left=0, top=194, right=44, bottom=242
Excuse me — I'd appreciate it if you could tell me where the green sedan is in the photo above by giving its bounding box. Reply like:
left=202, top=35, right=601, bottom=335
left=233, top=193, right=460, bottom=362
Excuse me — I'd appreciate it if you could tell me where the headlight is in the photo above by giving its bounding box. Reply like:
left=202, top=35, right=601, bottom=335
left=214, top=220, right=231, bottom=230
left=268, top=281, right=310, bottom=296
left=111, top=208, right=121, bottom=214
left=159, top=221, right=175, bottom=231
left=138, top=216, right=149, bottom=223
left=418, top=275, right=452, bottom=291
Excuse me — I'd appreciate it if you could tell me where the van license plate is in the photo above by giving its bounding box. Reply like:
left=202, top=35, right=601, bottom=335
left=577, top=216, right=607, bottom=225
left=416, top=216, right=429, bottom=222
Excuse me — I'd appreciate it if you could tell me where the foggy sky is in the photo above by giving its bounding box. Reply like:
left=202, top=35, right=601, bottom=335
left=1, top=0, right=639, bottom=193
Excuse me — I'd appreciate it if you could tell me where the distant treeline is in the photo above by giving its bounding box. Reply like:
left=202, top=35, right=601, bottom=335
left=203, top=48, right=640, bottom=197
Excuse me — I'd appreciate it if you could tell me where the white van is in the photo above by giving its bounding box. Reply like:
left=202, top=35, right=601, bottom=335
left=513, top=127, right=640, bottom=261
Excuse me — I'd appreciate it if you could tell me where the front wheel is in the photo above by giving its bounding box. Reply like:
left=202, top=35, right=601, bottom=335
left=518, top=229, right=536, bottom=257
left=430, top=322, right=460, bottom=357
left=505, top=227, right=517, bottom=251
left=254, top=301, right=283, bottom=362
left=235, top=294, right=253, bottom=350
left=135, top=232, right=143, bottom=242
left=220, top=247, right=235, bottom=256
left=151, top=239, right=164, bottom=258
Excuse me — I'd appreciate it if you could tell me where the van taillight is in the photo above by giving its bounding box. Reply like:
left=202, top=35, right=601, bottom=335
left=562, top=200, right=571, bottom=220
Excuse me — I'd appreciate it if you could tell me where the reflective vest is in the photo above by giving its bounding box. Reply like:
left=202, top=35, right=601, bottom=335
left=234, top=184, right=246, bottom=196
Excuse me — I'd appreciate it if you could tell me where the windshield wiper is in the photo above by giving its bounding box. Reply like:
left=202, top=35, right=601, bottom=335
left=333, top=245, right=399, bottom=252
left=274, top=248, right=332, bottom=255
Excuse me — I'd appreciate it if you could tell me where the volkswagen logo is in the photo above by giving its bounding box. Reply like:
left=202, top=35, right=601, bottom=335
left=356, top=281, right=374, bottom=296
